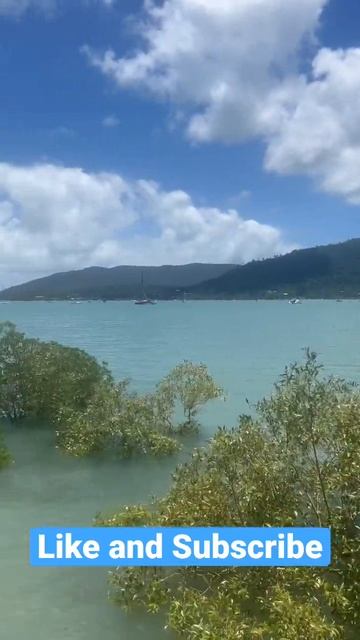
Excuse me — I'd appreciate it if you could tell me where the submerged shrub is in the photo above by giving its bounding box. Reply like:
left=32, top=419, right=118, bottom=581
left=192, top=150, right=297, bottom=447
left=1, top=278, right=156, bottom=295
left=57, top=382, right=180, bottom=458
left=103, top=352, right=360, bottom=639
left=158, top=360, right=224, bottom=431
left=0, top=430, right=11, bottom=469
left=0, top=323, right=222, bottom=459
left=0, top=322, right=111, bottom=422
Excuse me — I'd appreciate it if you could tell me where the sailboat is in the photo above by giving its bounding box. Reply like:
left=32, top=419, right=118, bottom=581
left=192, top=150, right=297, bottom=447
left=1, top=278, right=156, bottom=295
left=134, top=271, right=156, bottom=305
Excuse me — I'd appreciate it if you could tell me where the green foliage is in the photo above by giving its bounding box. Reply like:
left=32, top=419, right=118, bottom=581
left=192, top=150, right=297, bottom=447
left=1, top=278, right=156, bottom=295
left=58, top=382, right=180, bottom=458
left=0, top=323, right=222, bottom=459
left=0, top=321, right=110, bottom=422
left=0, top=430, right=11, bottom=469
left=58, top=360, right=223, bottom=458
left=158, top=361, right=224, bottom=430
left=103, top=351, right=360, bottom=639
left=0, top=322, right=180, bottom=458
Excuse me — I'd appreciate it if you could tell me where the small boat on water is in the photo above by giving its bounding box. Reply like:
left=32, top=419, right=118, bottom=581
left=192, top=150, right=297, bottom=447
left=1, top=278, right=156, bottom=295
left=134, top=299, right=156, bottom=305
left=134, top=272, right=156, bottom=306
left=289, top=298, right=301, bottom=305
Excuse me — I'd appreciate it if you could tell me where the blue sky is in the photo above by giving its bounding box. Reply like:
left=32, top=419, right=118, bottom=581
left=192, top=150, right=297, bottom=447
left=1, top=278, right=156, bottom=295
left=0, top=0, right=359, bottom=285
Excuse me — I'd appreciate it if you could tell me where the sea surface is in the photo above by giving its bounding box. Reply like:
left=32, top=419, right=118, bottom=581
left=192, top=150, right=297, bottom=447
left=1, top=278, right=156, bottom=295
left=0, top=300, right=359, bottom=640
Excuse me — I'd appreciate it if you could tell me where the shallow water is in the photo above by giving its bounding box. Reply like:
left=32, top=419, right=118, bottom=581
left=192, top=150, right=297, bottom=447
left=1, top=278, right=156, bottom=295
left=0, top=300, right=359, bottom=639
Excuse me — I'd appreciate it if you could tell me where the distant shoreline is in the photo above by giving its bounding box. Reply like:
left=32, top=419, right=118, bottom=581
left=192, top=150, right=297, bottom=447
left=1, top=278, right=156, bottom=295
left=2, top=238, right=360, bottom=302
left=0, top=297, right=358, bottom=303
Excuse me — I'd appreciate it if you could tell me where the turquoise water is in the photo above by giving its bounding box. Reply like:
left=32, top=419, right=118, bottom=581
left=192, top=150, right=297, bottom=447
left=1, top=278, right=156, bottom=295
left=0, top=300, right=360, bottom=639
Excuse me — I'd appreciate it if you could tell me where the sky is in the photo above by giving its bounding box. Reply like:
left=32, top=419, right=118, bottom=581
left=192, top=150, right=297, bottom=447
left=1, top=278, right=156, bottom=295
left=0, top=0, right=360, bottom=286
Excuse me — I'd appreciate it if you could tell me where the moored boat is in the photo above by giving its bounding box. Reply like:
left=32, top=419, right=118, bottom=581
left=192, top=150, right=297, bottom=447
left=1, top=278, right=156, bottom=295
left=134, top=271, right=156, bottom=305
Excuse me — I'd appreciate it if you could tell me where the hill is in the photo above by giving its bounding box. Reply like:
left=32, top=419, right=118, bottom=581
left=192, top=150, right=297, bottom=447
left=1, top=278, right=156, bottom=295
left=189, top=238, right=360, bottom=299
left=1, top=238, right=359, bottom=301
left=0, top=264, right=235, bottom=301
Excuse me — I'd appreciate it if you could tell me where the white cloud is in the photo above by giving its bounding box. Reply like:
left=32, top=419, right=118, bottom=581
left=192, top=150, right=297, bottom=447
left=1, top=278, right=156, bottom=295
left=0, top=162, right=293, bottom=286
left=102, top=115, right=120, bottom=128
left=83, top=0, right=360, bottom=204
left=265, top=48, right=360, bottom=204
left=83, top=0, right=326, bottom=142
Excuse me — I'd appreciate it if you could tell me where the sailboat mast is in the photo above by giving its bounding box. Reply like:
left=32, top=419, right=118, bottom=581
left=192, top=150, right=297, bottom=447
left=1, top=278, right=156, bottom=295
left=141, top=270, right=146, bottom=298
left=134, top=269, right=155, bottom=304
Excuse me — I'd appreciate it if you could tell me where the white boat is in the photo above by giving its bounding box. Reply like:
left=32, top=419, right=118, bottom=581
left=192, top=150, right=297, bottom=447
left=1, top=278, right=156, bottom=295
left=134, top=299, right=156, bottom=305
left=289, top=298, right=301, bottom=305
left=134, top=271, right=156, bottom=305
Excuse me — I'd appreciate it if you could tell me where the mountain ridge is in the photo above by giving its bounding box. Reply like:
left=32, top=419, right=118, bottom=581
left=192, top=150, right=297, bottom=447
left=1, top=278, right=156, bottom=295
left=0, top=263, right=235, bottom=300
left=1, top=238, right=359, bottom=300
left=190, top=238, right=360, bottom=299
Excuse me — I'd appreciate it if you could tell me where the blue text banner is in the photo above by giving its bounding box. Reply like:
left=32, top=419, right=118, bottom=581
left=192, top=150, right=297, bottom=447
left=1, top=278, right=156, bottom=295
left=30, top=527, right=331, bottom=567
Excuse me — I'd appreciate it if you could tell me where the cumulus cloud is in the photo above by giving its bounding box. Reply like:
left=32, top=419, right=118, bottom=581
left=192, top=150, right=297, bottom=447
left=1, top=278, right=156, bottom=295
left=265, top=48, right=360, bottom=204
left=83, top=0, right=326, bottom=142
left=83, top=0, right=360, bottom=204
left=0, top=162, right=292, bottom=286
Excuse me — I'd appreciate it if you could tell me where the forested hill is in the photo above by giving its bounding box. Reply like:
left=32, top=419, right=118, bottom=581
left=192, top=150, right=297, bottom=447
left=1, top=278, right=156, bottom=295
left=0, top=264, right=235, bottom=300
left=190, top=238, right=360, bottom=299
left=1, top=239, right=359, bottom=300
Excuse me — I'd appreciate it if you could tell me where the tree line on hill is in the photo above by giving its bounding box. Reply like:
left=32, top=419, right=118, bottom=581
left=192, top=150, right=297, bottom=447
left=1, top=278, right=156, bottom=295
left=0, top=238, right=360, bottom=300
left=191, top=238, right=360, bottom=299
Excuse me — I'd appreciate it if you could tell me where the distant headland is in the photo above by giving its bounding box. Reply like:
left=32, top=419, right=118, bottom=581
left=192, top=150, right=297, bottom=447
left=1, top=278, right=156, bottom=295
left=1, top=238, right=359, bottom=301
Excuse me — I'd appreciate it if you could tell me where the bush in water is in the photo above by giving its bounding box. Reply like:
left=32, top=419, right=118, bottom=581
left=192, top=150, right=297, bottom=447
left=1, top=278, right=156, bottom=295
left=101, top=352, right=360, bottom=639
left=0, top=323, right=222, bottom=459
